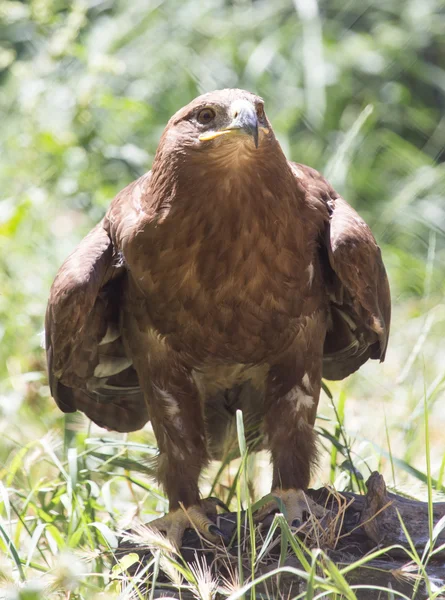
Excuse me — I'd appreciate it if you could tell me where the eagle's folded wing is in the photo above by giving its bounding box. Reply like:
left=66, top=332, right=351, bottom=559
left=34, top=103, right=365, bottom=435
left=45, top=217, right=147, bottom=432
left=322, top=195, right=391, bottom=380
left=291, top=162, right=391, bottom=380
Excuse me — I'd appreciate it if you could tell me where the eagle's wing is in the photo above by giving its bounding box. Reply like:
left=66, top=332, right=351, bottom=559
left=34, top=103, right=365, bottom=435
left=292, top=163, right=391, bottom=380
left=45, top=177, right=151, bottom=432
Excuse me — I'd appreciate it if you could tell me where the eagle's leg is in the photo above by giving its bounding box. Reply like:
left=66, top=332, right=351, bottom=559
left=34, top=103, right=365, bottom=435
left=257, top=359, right=327, bottom=525
left=142, top=368, right=224, bottom=546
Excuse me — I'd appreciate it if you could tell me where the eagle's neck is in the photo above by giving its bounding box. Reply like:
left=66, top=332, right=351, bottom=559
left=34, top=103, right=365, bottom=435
left=149, top=142, right=304, bottom=227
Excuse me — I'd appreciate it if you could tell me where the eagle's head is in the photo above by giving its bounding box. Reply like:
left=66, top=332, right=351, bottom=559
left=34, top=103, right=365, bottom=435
left=156, top=89, right=277, bottom=168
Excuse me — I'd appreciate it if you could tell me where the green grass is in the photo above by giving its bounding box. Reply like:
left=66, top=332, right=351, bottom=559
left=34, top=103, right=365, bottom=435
left=2, top=375, right=445, bottom=599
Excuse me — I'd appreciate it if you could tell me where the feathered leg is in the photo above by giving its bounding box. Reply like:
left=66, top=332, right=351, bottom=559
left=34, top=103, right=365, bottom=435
left=256, top=342, right=327, bottom=525
left=138, top=362, right=226, bottom=546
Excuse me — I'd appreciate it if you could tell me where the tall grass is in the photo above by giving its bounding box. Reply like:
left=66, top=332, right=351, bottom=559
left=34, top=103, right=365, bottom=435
left=1, top=398, right=445, bottom=599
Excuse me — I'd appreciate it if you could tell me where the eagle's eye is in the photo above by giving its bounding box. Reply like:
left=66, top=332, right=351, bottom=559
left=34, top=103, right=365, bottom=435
left=256, top=104, right=265, bottom=119
left=197, top=108, right=216, bottom=124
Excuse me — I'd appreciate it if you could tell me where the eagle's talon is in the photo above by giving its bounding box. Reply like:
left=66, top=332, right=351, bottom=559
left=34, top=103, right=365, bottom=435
left=207, top=497, right=230, bottom=513
left=149, top=498, right=227, bottom=548
left=255, top=488, right=328, bottom=528
left=208, top=524, right=224, bottom=538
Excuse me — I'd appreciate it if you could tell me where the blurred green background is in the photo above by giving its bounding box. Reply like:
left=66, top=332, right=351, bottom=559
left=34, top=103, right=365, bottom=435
left=2, top=0, right=445, bottom=514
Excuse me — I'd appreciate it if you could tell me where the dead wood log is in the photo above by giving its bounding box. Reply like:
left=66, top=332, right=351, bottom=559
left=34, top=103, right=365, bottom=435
left=117, top=472, right=445, bottom=599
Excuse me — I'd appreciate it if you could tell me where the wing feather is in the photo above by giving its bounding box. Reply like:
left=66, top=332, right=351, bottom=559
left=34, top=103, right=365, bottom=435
left=45, top=217, right=148, bottom=432
left=291, top=162, right=391, bottom=380
left=46, top=221, right=114, bottom=393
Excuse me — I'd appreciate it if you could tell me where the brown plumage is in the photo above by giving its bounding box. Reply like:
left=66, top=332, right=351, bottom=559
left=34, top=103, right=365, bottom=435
left=46, top=89, right=390, bottom=543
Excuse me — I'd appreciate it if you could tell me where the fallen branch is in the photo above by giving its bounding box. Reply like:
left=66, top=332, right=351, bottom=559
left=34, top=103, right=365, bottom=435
left=117, top=472, right=445, bottom=599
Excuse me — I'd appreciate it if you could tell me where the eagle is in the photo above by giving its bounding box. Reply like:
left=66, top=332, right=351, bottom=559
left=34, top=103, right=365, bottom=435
left=46, top=89, right=390, bottom=546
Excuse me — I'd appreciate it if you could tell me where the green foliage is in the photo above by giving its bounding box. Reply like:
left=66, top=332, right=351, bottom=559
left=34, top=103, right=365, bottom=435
left=1, top=0, right=445, bottom=597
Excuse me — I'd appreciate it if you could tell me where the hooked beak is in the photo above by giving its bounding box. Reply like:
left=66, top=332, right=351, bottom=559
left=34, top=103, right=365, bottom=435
left=199, top=100, right=260, bottom=148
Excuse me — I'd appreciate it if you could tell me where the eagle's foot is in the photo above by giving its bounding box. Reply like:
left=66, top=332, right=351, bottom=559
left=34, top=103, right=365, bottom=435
left=255, top=488, right=327, bottom=528
left=149, top=497, right=228, bottom=548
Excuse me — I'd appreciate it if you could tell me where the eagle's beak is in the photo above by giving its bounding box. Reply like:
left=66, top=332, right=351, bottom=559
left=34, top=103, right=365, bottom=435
left=199, top=100, right=259, bottom=148
left=224, top=100, right=259, bottom=148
